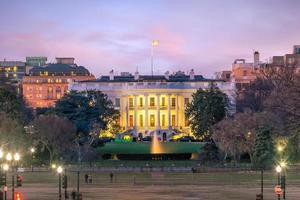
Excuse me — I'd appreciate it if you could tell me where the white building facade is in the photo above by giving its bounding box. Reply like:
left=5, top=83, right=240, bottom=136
left=69, top=71, right=236, bottom=139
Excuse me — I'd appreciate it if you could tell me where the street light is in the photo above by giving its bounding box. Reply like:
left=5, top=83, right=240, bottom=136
left=57, top=166, right=63, bottom=200
left=277, top=145, right=283, bottom=152
left=30, top=147, right=35, bottom=172
left=2, top=164, right=9, bottom=200
left=13, top=153, right=20, bottom=162
left=276, top=165, right=282, bottom=200
left=6, top=153, right=12, bottom=162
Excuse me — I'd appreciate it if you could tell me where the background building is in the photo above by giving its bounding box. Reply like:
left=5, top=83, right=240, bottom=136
left=0, top=60, right=26, bottom=82
left=22, top=58, right=95, bottom=108
left=26, top=57, right=47, bottom=67
left=69, top=70, right=236, bottom=139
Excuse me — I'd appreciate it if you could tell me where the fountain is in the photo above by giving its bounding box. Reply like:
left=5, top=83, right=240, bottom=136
left=151, top=132, right=165, bottom=154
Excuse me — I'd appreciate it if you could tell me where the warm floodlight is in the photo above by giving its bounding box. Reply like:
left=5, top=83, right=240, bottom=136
left=280, top=161, right=287, bottom=168
left=51, top=164, right=57, bottom=169
left=277, top=145, right=283, bottom=152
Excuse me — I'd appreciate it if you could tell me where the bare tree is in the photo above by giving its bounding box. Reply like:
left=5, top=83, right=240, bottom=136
left=30, top=115, right=77, bottom=163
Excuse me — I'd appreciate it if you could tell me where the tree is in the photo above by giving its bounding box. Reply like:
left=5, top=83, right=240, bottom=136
left=213, top=111, right=279, bottom=162
left=236, top=78, right=274, bottom=112
left=30, top=115, right=77, bottom=163
left=52, top=90, right=119, bottom=163
left=0, top=112, right=28, bottom=150
left=53, top=90, right=119, bottom=135
left=252, top=126, right=274, bottom=168
left=185, top=83, right=229, bottom=140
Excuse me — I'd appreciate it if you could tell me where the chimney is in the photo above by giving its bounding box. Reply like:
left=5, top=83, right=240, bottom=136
left=164, top=71, right=170, bottom=80
left=109, top=70, right=114, bottom=81
left=134, top=71, right=139, bottom=80
left=254, top=51, right=260, bottom=67
left=189, top=69, right=195, bottom=80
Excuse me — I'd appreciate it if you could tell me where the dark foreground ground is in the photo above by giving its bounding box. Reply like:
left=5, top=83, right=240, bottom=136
left=6, top=170, right=300, bottom=200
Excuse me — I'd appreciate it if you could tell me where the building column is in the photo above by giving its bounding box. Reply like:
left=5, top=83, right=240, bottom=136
left=134, top=95, right=137, bottom=129
left=125, top=96, right=128, bottom=129
left=145, top=94, right=148, bottom=130
left=167, top=94, right=171, bottom=130
left=156, top=94, right=160, bottom=130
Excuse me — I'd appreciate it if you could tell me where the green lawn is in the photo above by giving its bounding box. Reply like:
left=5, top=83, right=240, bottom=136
left=96, top=142, right=205, bottom=154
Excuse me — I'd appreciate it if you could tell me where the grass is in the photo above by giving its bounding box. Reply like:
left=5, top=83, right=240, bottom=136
left=8, top=170, right=300, bottom=200
left=96, top=142, right=205, bottom=154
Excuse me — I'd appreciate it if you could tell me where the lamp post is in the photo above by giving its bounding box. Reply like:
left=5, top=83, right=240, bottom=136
left=12, top=153, right=20, bottom=200
left=280, top=161, right=286, bottom=200
left=3, top=164, right=9, bottom=200
left=57, top=166, right=63, bottom=200
left=276, top=165, right=282, bottom=200
left=30, top=148, right=35, bottom=172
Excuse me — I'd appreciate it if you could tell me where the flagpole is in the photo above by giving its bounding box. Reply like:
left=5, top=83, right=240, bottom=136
left=151, top=43, right=154, bottom=76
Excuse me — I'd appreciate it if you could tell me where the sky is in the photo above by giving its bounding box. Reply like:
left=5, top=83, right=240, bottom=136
left=0, top=0, right=299, bottom=78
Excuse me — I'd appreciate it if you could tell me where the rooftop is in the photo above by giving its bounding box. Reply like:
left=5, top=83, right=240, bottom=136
left=28, top=63, right=91, bottom=76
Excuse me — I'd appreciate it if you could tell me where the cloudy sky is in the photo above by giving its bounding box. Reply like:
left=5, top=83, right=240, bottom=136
left=0, top=0, right=299, bottom=78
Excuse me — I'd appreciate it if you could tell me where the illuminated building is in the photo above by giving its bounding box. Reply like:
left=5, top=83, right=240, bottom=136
left=0, top=60, right=26, bottom=82
left=70, top=70, right=236, bottom=138
left=22, top=58, right=95, bottom=108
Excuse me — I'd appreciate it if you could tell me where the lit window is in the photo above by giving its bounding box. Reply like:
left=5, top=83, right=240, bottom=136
left=150, top=97, right=155, bottom=107
left=13, top=74, right=17, bottom=78
left=129, top=115, right=134, bottom=127
left=13, top=66, right=17, bottom=72
left=184, top=98, right=189, bottom=106
left=47, top=79, right=51, bottom=83
left=150, top=115, right=155, bottom=127
left=139, top=114, right=143, bottom=127
left=171, top=98, right=176, bottom=107
left=129, top=98, right=134, bottom=107
left=171, top=115, right=176, bottom=127
left=162, top=114, right=166, bottom=127
left=161, top=97, right=166, bottom=107
left=115, top=98, right=120, bottom=107
left=139, top=97, right=143, bottom=107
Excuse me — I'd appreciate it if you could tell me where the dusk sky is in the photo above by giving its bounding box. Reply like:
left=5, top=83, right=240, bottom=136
left=0, top=0, right=299, bottom=78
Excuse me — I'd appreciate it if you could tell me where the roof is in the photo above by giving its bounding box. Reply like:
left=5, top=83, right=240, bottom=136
left=82, top=74, right=207, bottom=83
left=29, top=63, right=91, bottom=76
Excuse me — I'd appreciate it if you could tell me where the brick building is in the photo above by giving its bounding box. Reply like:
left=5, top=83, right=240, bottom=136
left=22, top=58, right=95, bottom=108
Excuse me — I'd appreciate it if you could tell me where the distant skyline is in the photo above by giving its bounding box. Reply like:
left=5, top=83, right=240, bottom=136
left=0, top=0, right=299, bottom=78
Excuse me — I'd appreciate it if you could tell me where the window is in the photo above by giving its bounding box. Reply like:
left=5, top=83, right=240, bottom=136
left=139, top=114, right=143, bottom=127
left=129, top=115, right=134, bottom=127
left=150, top=97, right=155, bottom=107
left=150, top=114, right=155, bottom=127
left=139, top=97, right=143, bottom=107
left=185, top=115, right=189, bottom=127
left=129, top=98, right=134, bottom=108
left=115, top=98, right=120, bottom=107
left=171, top=98, right=176, bottom=107
left=243, top=70, right=247, bottom=76
left=162, top=114, right=166, bottom=127
left=161, top=97, right=166, bottom=107
left=171, top=115, right=176, bottom=126
left=226, top=73, right=230, bottom=79
left=184, top=98, right=189, bottom=106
